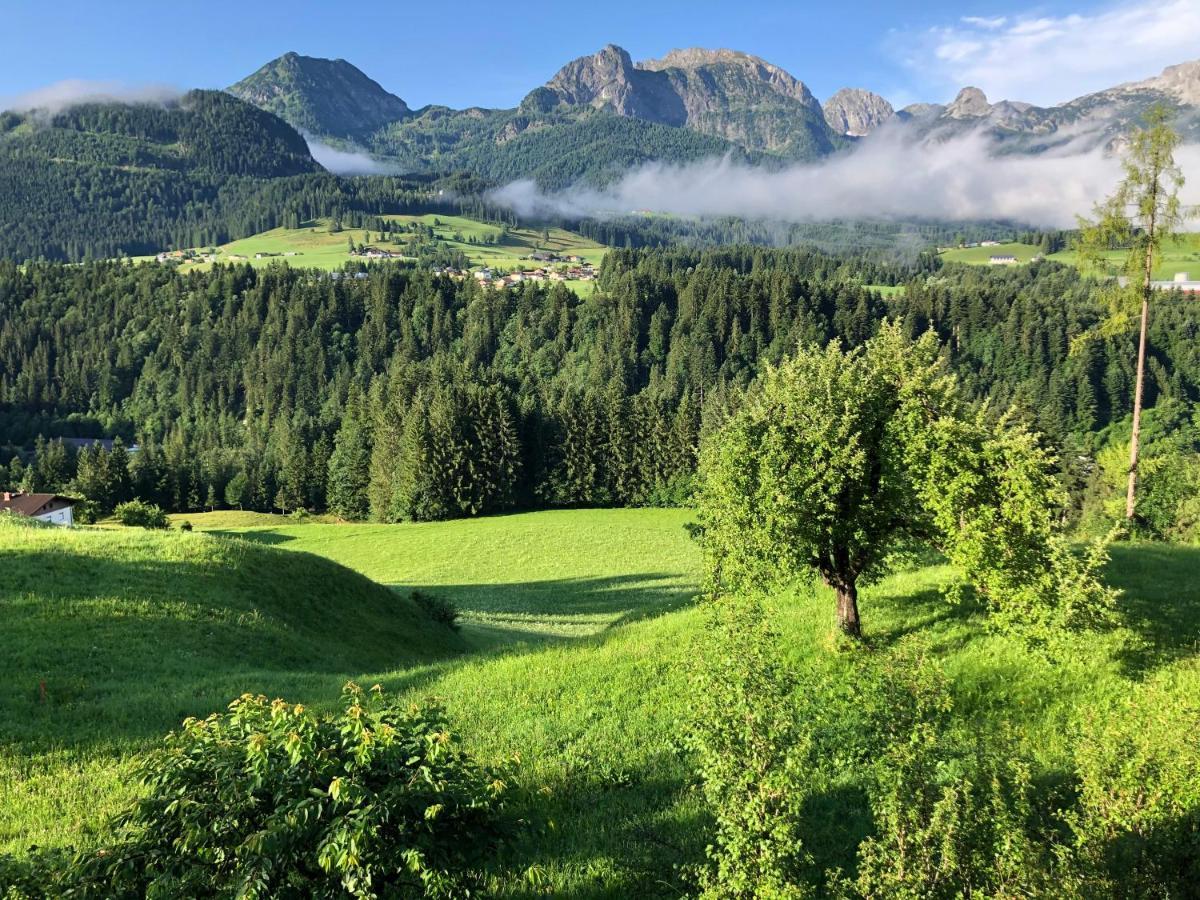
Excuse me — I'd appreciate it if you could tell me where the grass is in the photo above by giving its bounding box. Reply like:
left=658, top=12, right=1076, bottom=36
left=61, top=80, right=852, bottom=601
left=940, top=234, right=1200, bottom=280
left=135, top=215, right=608, bottom=295
left=3, top=510, right=1199, bottom=895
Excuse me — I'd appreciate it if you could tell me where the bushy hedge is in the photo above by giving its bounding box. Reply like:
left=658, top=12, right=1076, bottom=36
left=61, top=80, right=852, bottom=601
left=113, top=499, right=168, bottom=529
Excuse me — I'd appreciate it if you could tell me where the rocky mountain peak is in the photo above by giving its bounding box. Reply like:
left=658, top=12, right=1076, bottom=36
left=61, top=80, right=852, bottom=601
left=823, top=88, right=895, bottom=136
left=638, top=47, right=817, bottom=108
left=946, top=86, right=991, bottom=118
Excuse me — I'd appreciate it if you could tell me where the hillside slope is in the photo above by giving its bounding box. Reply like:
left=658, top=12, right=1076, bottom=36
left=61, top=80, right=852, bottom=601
left=0, top=90, right=327, bottom=260
left=0, top=517, right=465, bottom=751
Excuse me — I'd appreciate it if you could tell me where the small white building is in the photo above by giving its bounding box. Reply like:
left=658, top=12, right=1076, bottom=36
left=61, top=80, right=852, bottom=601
left=0, top=491, right=76, bottom=525
left=1150, top=272, right=1200, bottom=293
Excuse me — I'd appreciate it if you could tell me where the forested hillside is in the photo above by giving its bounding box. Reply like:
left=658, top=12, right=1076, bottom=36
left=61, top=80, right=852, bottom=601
left=2, top=250, right=1196, bottom=525
left=0, top=92, right=469, bottom=261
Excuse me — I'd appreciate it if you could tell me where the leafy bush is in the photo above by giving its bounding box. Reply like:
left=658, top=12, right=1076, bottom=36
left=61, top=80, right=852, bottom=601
left=1063, top=660, right=1200, bottom=896
left=63, top=684, right=510, bottom=898
left=686, top=596, right=814, bottom=898
left=113, top=499, right=168, bottom=529
left=178, top=520, right=193, bottom=532
left=411, top=591, right=461, bottom=631
left=841, top=660, right=1057, bottom=898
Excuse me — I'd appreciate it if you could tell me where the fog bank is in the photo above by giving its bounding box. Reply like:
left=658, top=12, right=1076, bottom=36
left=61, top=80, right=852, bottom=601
left=491, top=128, right=1200, bottom=229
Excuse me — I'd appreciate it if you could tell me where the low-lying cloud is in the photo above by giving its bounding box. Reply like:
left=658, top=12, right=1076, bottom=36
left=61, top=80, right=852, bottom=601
left=304, top=137, right=398, bottom=176
left=0, top=79, right=181, bottom=116
left=491, top=127, right=1200, bottom=229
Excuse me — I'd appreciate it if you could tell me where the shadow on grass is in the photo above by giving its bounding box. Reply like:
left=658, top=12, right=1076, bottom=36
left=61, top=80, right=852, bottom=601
left=388, top=574, right=697, bottom=632
left=492, top=751, right=705, bottom=899
left=1106, top=543, right=1200, bottom=676
left=865, top=584, right=985, bottom=652
left=206, top=528, right=298, bottom=545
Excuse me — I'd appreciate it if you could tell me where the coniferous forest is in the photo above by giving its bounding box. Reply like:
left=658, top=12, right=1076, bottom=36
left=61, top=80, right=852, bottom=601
left=3, top=250, right=1197, bottom=530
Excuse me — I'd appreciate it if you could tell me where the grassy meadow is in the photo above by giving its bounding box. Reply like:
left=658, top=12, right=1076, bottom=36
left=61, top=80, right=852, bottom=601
left=139, top=214, right=608, bottom=294
left=3, top=511, right=1200, bottom=895
left=940, top=234, right=1200, bottom=279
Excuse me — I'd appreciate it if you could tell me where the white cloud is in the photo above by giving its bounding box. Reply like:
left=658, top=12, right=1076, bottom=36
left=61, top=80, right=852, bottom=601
left=490, top=127, right=1200, bottom=230
left=961, top=15, right=1007, bottom=29
left=904, top=0, right=1200, bottom=105
left=0, top=79, right=180, bottom=116
left=303, top=137, right=398, bottom=175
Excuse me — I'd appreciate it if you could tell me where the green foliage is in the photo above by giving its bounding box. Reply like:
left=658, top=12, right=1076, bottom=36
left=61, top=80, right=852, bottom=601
left=113, top=499, right=168, bottom=529
left=698, top=324, right=1116, bottom=638
left=843, top=661, right=1057, bottom=899
left=912, top=409, right=1120, bottom=642
left=63, top=684, right=509, bottom=898
left=1063, top=659, right=1200, bottom=897
left=686, top=596, right=814, bottom=898
left=6, top=249, right=1199, bottom=522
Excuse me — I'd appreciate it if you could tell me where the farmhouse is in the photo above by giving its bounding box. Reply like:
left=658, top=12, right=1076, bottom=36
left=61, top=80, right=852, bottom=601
left=989, top=255, right=1018, bottom=265
left=0, top=491, right=76, bottom=526
left=1151, top=272, right=1200, bottom=293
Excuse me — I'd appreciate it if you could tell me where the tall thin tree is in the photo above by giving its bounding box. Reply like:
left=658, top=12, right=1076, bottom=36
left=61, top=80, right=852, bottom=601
left=1075, top=105, right=1192, bottom=521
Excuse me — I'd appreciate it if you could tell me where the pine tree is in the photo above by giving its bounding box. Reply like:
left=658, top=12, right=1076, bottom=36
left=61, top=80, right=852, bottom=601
left=327, top=389, right=372, bottom=520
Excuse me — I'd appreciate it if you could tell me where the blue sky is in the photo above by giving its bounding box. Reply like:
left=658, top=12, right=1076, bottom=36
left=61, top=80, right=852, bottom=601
left=1, top=0, right=1196, bottom=110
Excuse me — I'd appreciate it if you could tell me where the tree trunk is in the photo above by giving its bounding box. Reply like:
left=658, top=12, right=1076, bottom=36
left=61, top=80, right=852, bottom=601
left=1128, top=189, right=1158, bottom=521
left=1126, top=293, right=1150, bottom=520
left=836, top=581, right=862, bottom=638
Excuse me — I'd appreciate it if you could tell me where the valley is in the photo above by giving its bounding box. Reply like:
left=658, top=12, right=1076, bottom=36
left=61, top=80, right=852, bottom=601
left=3, top=12, right=1200, bottom=897
left=140, top=214, right=608, bottom=293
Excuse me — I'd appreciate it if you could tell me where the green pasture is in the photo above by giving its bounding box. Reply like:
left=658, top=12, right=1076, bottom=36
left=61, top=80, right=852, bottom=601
left=4, top=510, right=1199, bottom=895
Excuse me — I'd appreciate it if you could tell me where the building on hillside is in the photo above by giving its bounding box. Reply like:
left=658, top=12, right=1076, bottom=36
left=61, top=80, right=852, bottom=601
left=989, top=255, right=1018, bottom=265
left=0, top=491, right=76, bottom=525
left=1150, top=272, right=1200, bottom=293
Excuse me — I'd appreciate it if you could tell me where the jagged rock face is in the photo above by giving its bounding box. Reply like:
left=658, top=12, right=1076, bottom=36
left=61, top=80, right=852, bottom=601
left=228, top=52, right=410, bottom=139
left=542, top=44, right=686, bottom=124
left=639, top=48, right=819, bottom=108
left=534, top=45, right=838, bottom=158
left=945, top=86, right=991, bottom=119
left=823, top=88, right=895, bottom=136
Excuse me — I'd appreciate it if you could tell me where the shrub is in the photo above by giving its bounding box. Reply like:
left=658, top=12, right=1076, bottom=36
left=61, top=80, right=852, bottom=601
left=843, top=658, right=1057, bottom=898
left=113, top=499, right=168, bottom=529
left=1062, top=660, right=1200, bottom=896
left=178, top=520, right=193, bottom=532
left=411, top=591, right=461, bottom=631
left=64, top=684, right=510, bottom=898
left=686, top=595, right=815, bottom=898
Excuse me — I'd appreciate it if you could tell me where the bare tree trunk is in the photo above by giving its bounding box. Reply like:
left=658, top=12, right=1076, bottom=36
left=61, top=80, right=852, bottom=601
left=836, top=582, right=862, bottom=638
left=1126, top=294, right=1150, bottom=520
left=1128, top=192, right=1158, bottom=521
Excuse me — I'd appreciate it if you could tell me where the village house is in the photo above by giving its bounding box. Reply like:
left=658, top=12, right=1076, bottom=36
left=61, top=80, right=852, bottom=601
left=1151, top=271, right=1200, bottom=293
left=0, top=491, right=77, bottom=526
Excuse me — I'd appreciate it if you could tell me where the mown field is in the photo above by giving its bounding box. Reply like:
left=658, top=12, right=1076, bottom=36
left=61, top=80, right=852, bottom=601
left=940, top=234, right=1200, bottom=279
left=3, top=510, right=1199, bottom=895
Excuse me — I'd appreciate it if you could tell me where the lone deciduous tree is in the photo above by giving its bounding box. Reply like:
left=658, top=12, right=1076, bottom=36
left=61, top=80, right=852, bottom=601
left=697, top=324, right=1115, bottom=639
left=1075, top=105, right=1193, bottom=521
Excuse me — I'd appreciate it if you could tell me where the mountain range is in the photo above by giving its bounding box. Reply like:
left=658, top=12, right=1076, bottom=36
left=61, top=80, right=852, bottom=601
left=228, top=46, right=1200, bottom=186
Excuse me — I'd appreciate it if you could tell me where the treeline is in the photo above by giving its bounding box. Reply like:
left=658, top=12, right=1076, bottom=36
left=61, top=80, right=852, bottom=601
left=2, top=249, right=1197, bottom=520
left=570, top=214, right=1028, bottom=261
